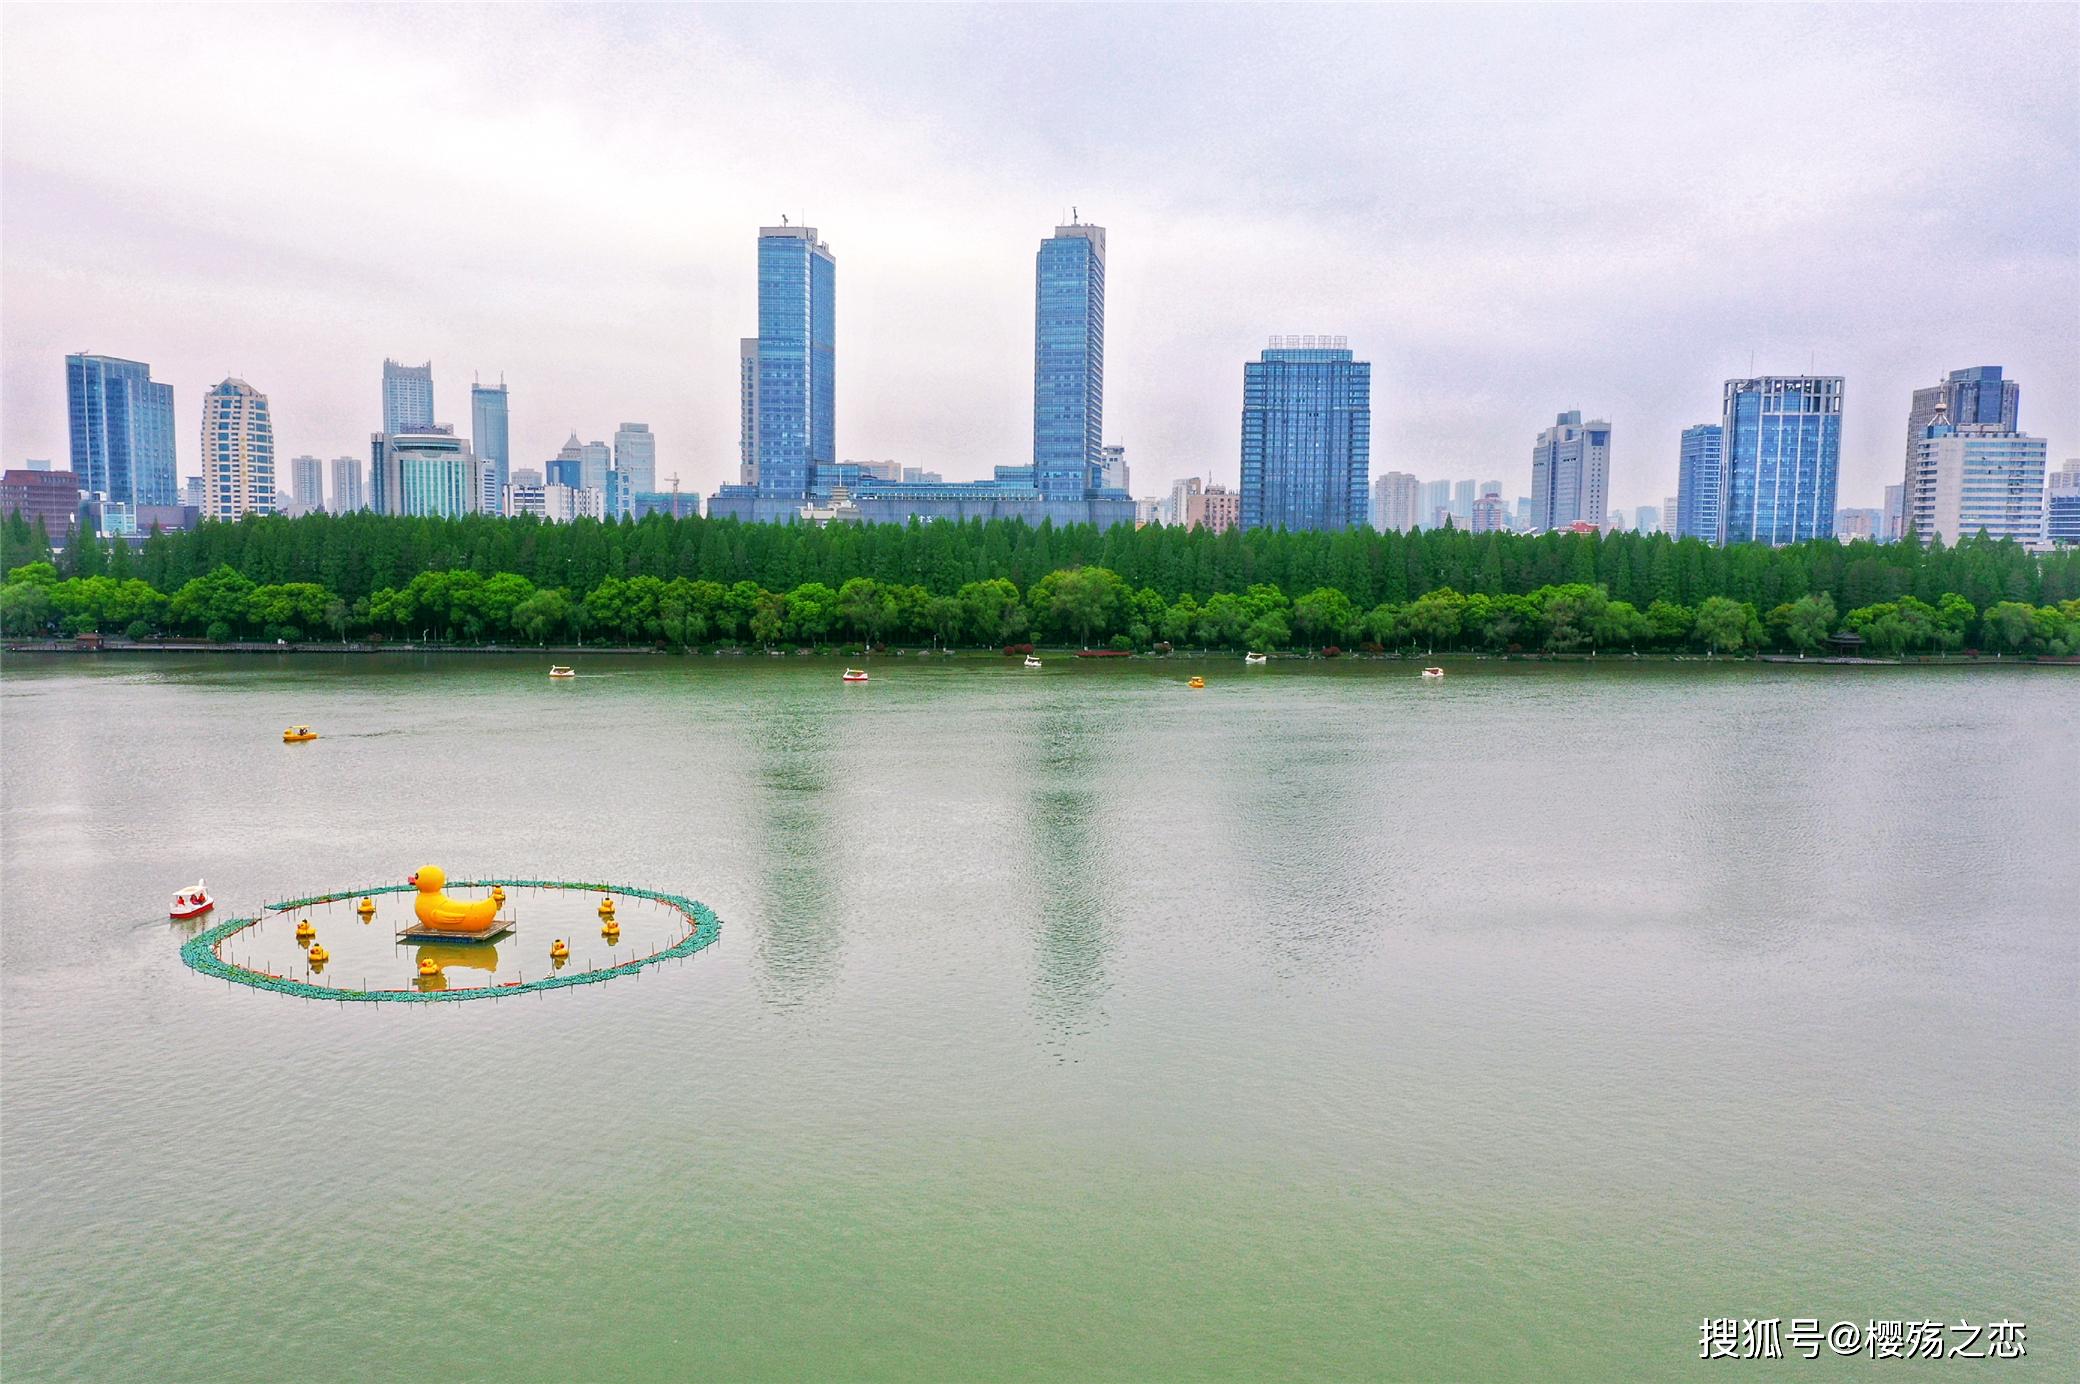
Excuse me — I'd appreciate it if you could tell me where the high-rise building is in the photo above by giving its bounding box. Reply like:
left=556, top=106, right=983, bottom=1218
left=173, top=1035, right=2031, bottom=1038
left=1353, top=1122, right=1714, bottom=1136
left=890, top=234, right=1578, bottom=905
left=2045, top=461, right=2080, bottom=546
left=1097, top=443, right=1128, bottom=492
left=1634, top=505, right=1660, bottom=535
left=737, top=338, right=760, bottom=486
left=330, top=456, right=365, bottom=513
left=382, top=359, right=435, bottom=436
left=472, top=380, right=510, bottom=514
left=1833, top=507, right=1883, bottom=542
left=1607, top=510, right=1627, bottom=532
left=1452, top=478, right=1476, bottom=526
left=0, top=469, right=81, bottom=544
left=1529, top=411, right=1610, bottom=533
left=1514, top=497, right=1533, bottom=533
left=1417, top=479, right=1453, bottom=531
left=1905, top=366, right=2017, bottom=477
left=183, top=476, right=206, bottom=508
left=1471, top=484, right=1508, bottom=535
left=1719, top=377, right=1842, bottom=546
left=1034, top=219, right=1107, bottom=501
left=1901, top=366, right=2020, bottom=538
left=1904, top=406, right=2046, bottom=546
left=373, top=425, right=479, bottom=518
left=1239, top=338, right=1370, bottom=532
left=1661, top=495, right=1678, bottom=536
left=748, top=224, right=836, bottom=501
left=65, top=353, right=177, bottom=508
left=1372, top=471, right=1420, bottom=532
left=200, top=378, right=275, bottom=521
left=288, top=455, right=325, bottom=516
left=1882, top=483, right=1906, bottom=543
left=554, top=434, right=611, bottom=492
left=1165, top=476, right=1202, bottom=527
left=614, top=423, right=656, bottom=494
left=1675, top=423, right=1723, bottom=541
left=1198, top=484, right=1240, bottom=535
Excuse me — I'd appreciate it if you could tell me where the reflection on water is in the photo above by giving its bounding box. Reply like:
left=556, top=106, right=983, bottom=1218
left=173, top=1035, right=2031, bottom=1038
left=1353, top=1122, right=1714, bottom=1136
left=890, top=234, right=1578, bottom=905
left=218, top=890, right=687, bottom=991
left=1023, top=692, right=1116, bottom=1049
left=746, top=691, right=841, bottom=1006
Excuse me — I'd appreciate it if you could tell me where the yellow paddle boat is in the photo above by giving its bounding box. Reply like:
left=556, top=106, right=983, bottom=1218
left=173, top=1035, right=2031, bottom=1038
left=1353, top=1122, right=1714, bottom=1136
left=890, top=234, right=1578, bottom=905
left=294, top=919, right=316, bottom=942
left=356, top=896, right=376, bottom=920
left=597, top=895, right=616, bottom=920
left=307, top=943, right=329, bottom=966
left=417, top=957, right=442, bottom=978
left=1187, top=676, right=1206, bottom=689
left=601, top=917, right=621, bottom=941
left=549, top=939, right=570, bottom=961
left=408, top=865, right=500, bottom=934
left=283, top=725, right=318, bottom=743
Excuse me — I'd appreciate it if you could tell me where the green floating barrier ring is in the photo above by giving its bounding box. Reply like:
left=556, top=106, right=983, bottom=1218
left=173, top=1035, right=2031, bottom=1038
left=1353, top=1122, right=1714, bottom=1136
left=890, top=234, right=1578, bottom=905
left=181, top=879, right=721, bottom=1003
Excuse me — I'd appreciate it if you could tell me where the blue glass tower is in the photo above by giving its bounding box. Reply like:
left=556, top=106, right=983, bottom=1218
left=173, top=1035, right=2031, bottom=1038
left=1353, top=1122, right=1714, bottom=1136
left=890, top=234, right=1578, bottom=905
left=65, top=353, right=177, bottom=507
left=471, top=379, right=509, bottom=513
left=1675, top=423, right=1723, bottom=541
left=1718, top=376, right=1843, bottom=546
left=1239, top=339, right=1370, bottom=532
left=753, top=224, right=836, bottom=500
left=1033, top=221, right=1106, bottom=500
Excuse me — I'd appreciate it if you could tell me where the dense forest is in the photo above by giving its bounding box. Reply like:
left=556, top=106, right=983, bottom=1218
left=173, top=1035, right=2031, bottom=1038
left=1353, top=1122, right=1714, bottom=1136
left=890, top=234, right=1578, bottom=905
left=4, top=508, right=2078, bottom=656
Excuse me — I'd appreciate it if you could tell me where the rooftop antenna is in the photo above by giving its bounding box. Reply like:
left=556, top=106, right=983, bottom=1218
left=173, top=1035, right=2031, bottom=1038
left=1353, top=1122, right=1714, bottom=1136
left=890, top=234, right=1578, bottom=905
left=782, top=213, right=789, bottom=226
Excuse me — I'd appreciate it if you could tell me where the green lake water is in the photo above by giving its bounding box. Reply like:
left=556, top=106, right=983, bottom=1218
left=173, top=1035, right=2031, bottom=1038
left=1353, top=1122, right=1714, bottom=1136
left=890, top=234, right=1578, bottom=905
left=2, top=654, right=2075, bottom=1381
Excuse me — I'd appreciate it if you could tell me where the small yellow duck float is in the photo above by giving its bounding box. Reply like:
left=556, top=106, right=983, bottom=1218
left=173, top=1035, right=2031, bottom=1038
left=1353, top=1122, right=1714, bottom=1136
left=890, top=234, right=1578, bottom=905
left=408, top=865, right=500, bottom=935
left=283, top=725, right=318, bottom=743
left=549, top=939, right=570, bottom=961
left=295, top=919, right=317, bottom=942
left=356, top=896, right=376, bottom=920
left=307, top=943, right=329, bottom=966
left=417, top=956, right=442, bottom=978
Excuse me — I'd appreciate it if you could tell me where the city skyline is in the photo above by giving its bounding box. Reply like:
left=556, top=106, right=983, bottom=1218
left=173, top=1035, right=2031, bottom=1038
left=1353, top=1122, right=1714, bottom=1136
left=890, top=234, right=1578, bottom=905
left=3, top=5, right=2075, bottom=514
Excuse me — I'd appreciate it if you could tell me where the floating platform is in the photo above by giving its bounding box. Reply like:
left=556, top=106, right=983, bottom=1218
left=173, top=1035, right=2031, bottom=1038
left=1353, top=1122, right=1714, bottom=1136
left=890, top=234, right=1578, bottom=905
left=395, top=921, right=515, bottom=945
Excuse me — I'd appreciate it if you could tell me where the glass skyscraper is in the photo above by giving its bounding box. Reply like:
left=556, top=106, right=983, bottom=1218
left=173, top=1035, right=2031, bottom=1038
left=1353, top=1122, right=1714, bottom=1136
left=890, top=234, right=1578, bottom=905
left=470, top=380, right=509, bottom=514
left=66, top=353, right=177, bottom=507
left=1674, top=423, right=1723, bottom=541
left=1529, top=411, right=1610, bottom=532
left=748, top=225, right=835, bottom=500
left=383, top=360, right=435, bottom=436
left=1033, top=220, right=1106, bottom=501
left=1239, top=339, right=1370, bottom=532
left=1718, top=376, right=1843, bottom=546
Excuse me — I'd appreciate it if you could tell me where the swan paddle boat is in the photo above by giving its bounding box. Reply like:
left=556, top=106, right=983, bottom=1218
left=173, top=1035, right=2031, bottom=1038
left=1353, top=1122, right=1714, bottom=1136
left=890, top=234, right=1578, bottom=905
left=283, top=725, right=318, bottom=743
left=842, top=668, right=870, bottom=683
left=549, top=665, right=575, bottom=679
left=1023, top=655, right=1043, bottom=669
left=1422, top=667, right=1445, bottom=679
left=1245, top=652, right=1269, bottom=666
left=169, top=881, right=214, bottom=920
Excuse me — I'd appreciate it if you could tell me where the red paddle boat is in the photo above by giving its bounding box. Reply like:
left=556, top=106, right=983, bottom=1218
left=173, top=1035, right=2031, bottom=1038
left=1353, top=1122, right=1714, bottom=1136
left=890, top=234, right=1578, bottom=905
left=169, top=881, right=215, bottom=920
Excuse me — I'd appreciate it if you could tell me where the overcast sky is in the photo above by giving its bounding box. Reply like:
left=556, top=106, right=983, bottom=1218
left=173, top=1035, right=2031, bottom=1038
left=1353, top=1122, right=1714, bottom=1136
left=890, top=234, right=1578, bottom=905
left=4, top=3, right=2075, bottom=514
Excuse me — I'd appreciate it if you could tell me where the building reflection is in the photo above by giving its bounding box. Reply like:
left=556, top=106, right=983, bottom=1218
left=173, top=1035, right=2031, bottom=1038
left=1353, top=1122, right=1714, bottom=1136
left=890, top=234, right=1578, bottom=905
left=746, top=690, right=842, bottom=1006
left=1022, top=693, right=1115, bottom=1050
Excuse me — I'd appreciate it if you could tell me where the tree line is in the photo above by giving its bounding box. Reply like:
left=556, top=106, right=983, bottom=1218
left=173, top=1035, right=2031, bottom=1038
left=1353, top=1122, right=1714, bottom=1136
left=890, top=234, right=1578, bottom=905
left=3, top=508, right=2078, bottom=656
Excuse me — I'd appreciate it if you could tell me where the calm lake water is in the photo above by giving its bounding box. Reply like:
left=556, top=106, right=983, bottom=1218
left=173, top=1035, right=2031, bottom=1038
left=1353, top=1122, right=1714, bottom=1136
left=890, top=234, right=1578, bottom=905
left=3, top=653, right=2075, bottom=1381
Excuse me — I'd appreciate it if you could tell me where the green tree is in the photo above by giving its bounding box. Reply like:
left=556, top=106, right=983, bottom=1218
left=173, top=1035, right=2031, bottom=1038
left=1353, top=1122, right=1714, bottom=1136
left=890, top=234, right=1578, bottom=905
left=1694, top=596, right=1762, bottom=654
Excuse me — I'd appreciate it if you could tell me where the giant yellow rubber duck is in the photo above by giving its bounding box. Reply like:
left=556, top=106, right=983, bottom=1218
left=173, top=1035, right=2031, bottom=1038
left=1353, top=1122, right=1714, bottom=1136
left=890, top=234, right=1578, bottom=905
left=408, top=865, right=500, bottom=934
